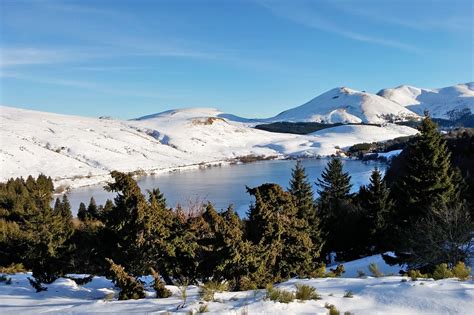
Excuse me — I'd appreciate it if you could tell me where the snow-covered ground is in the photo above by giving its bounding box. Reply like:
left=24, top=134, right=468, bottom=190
left=0, top=106, right=417, bottom=189
left=1, top=254, right=472, bottom=314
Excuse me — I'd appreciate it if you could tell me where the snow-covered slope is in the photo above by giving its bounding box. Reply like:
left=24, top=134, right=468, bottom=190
left=270, top=87, right=419, bottom=124
left=0, top=105, right=417, bottom=188
left=1, top=254, right=472, bottom=314
left=377, top=82, right=474, bottom=119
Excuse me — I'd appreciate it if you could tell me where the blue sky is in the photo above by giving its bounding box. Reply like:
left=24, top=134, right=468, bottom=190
left=0, top=0, right=473, bottom=119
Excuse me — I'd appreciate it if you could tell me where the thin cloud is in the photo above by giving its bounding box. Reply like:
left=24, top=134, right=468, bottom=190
left=258, top=0, right=422, bottom=53
left=0, top=71, right=174, bottom=99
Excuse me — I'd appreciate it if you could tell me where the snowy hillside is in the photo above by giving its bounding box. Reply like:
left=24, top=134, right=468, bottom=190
left=1, top=254, right=472, bottom=314
left=269, top=87, right=419, bottom=124
left=377, top=82, right=474, bottom=119
left=0, top=106, right=417, bottom=189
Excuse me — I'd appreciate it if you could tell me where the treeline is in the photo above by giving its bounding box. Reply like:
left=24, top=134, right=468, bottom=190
left=0, top=115, right=472, bottom=297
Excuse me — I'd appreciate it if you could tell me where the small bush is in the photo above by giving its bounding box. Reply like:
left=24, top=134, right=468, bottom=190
left=177, top=281, right=189, bottom=309
left=325, top=303, right=340, bottom=315
left=295, top=284, right=321, bottom=300
left=368, top=263, right=383, bottom=277
left=343, top=290, right=354, bottom=298
left=312, top=264, right=326, bottom=278
left=266, top=284, right=295, bottom=303
left=237, top=276, right=258, bottom=291
left=106, top=258, right=145, bottom=300
left=150, top=268, right=172, bottom=298
left=406, top=269, right=427, bottom=281
left=0, top=263, right=26, bottom=274
left=432, top=263, right=454, bottom=280
left=198, top=304, right=209, bottom=313
left=200, top=280, right=229, bottom=302
left=0, top=275, right=7, bottom=282
left=28, top=277, right=47, bottom=292
left=452, top=262, right=471, bottom=281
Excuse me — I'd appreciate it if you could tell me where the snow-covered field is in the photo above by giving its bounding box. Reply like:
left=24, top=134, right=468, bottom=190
left=1, top=254, right=472, bottom=314
left=0, top=106, right=417, bottom=189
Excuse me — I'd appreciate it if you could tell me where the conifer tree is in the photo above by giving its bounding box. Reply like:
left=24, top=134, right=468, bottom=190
left=288, top=160, right=323, bottom=264
left=317, top=158, right=355, bottom=261
left=358, top=167, right=392, bottom=252
left=247, top=183, right=313, bottom=281
left=87, top=197, right=99, bottom=220
left=104, top=171, right=173, bottom=277
left=77, top=202, right=88, bottom=221
left=391, top=114, right=458, bottom=222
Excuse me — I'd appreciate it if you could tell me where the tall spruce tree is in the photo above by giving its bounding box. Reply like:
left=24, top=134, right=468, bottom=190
left=288, top=161, right=323, bottom=264
left=387, top=114, right=468, bottom=267
left=317, top=158, right=355, bottom=261
left=391, top=114, right=459, bottom=224
left=358, top=167, right=392, bottom=252
left=77, top=202, right=88, bottom=221
left=87, top=197, right=99, bottom=220
left=104, top=171, right=173, bottom=276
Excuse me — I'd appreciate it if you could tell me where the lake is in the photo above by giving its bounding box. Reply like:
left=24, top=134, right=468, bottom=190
left=66, top=159, right=385, bottom=217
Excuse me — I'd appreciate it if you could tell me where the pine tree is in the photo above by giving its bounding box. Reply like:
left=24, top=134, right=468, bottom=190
left=104, top=171, right=173, bottom=277
left=150, top=267, right=171, bottom=298
left=316, top=158, right=356, bottom=261
left=288, top=161, right=323, bottom=264
left=358, top=167, right=392, bottom=252
left=247, top=183, right=313, bottom=281
left=77, top=202, right=87, bottom=221
left=87, top=197, right=98, bottom=220
left=391, top=114, right=459, bottom=224
left=390, top=114, right=469, bottom=266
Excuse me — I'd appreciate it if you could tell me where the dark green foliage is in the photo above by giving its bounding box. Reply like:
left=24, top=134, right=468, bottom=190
left=404, top=200, right=472, bottom=269
left=391, top=115, right=459, bottom=225
left=357, top=168, right=393, bottom=252
left=317, top=158, right=359, bottom=261
left=150, top=267, right=172, bottom=298
left=247, top=183, right=314, bottom=282
left=385, top=116, right=471, bottom=269
left=77, top=202, right=87, bottom=221
left=104, top=171, right=173, bottom=277
left=106, top=258, right=145, bottom=300
left=288, top=161, right=324, bottom=265
left=0, top=175, right=73, bottom=285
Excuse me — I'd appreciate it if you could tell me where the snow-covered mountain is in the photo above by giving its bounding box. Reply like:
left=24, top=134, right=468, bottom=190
left=377, top=82, right=474, bottom=119
left=0, top=105, right=417, bottom=189
left=269, top=87, right=419, bottom=124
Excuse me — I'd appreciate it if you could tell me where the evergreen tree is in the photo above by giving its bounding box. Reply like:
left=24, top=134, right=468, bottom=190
left=358, top=167, right=392, bottom=252
left=0, top=176, right=73, bottom=284
left=87, top=197, right=99, bottom=220
left=288, top=160, right=324, bottom=264
left=77, top=202, right=87, bottom=221
left=104, top=171, right=173, bottom=277
left=247, top=183, right=314, bottom=281
left=391, top=114, right=459, bottom=225
left=317, top=158, right=355, bottom=261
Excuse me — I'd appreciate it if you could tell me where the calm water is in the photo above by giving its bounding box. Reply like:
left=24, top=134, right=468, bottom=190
left=66, top=159, right=385, bottom=217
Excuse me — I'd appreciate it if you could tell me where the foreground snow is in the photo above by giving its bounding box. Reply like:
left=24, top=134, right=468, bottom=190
left=1, top=254, right=473, bottom=314
left=0, top=106, right=417, bottom=189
